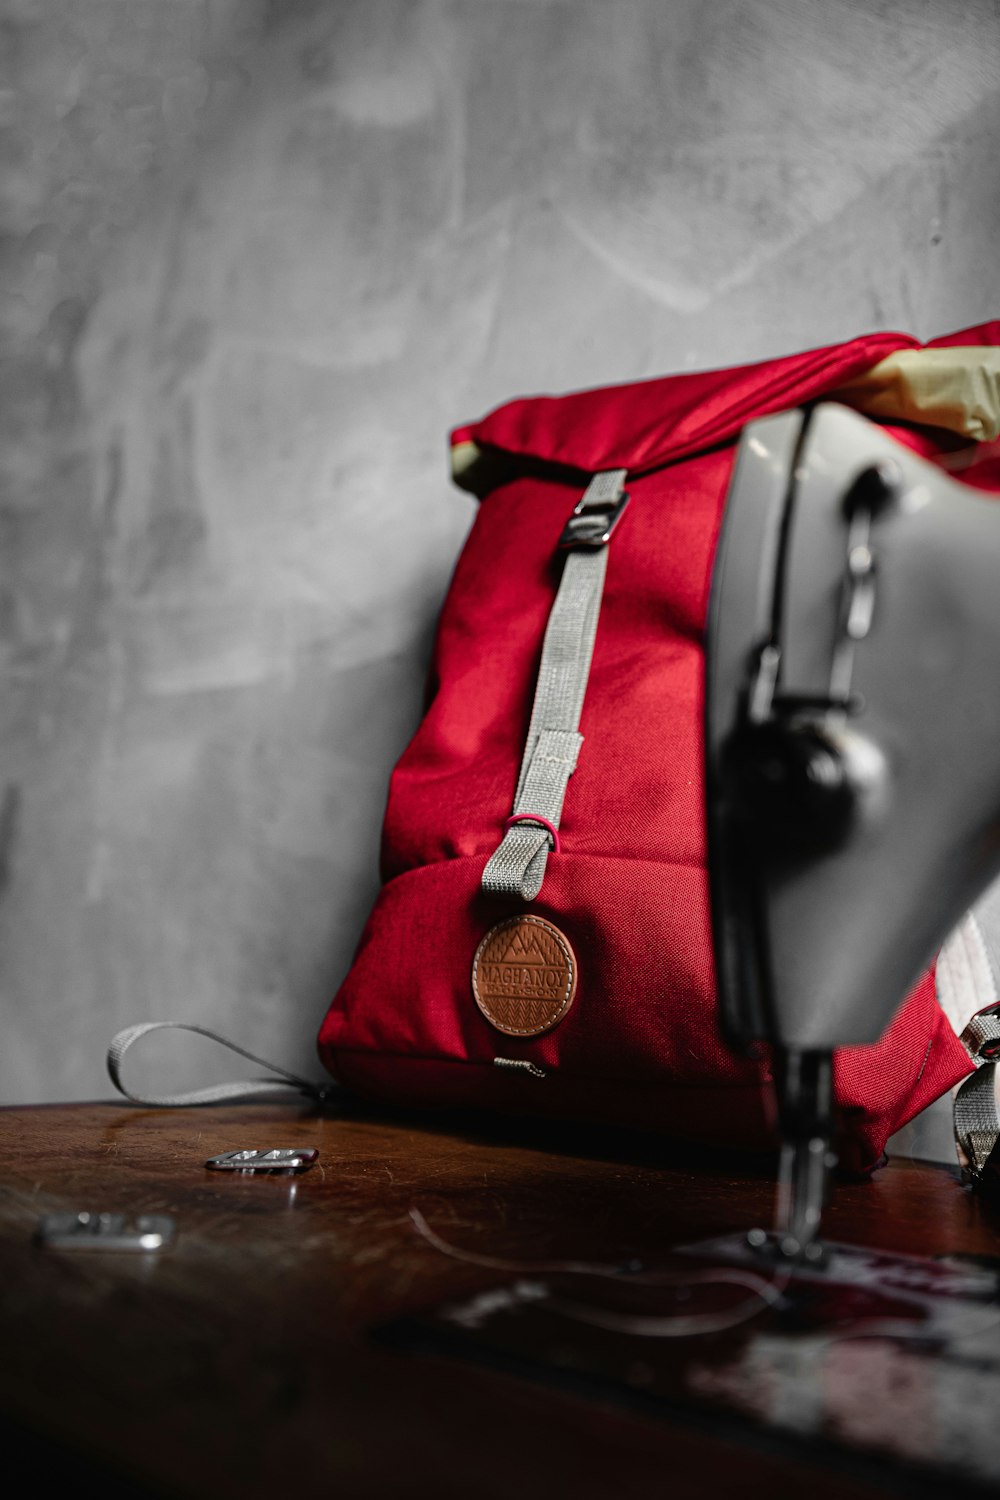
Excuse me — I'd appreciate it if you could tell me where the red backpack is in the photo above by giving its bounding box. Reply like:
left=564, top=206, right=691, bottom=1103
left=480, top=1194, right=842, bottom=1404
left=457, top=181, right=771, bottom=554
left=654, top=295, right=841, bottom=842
left=318, top=327, right=999, bottom=1173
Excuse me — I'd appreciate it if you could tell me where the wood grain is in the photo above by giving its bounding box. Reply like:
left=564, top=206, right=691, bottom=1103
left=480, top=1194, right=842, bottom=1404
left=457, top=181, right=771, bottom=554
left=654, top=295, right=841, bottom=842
left=3, top=1100, right=999, bottom=1497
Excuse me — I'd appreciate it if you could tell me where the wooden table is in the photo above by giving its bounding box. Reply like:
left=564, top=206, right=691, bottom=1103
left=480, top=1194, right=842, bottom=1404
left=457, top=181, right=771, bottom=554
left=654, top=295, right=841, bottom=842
left=3, top=1100, right=1000, bottom=1498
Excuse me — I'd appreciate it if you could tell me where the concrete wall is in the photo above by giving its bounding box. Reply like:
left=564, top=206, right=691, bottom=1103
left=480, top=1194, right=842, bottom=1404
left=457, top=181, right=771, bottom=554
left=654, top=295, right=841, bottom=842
left=4, top=0, right=1000, bottom=1103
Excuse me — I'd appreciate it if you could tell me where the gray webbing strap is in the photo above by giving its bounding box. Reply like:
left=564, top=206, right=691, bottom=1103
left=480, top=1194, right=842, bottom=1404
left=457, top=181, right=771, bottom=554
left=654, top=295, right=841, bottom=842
left=954, top=1004, right=1000, bottom=1176
left=482, top=469, right=628, bottom=902
left=107, top=1022, right=339, bottom=1108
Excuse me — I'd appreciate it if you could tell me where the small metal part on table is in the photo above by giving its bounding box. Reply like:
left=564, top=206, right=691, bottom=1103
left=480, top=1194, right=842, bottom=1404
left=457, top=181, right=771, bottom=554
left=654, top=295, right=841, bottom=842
left=36, top=1211, right=176, bottom=1251
left=204, top=1147, right=319, bottom=1174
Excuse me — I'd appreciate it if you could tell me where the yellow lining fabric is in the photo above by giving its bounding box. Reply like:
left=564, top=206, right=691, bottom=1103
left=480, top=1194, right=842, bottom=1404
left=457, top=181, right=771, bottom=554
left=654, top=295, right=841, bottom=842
left=832, top=347, right=1000, bottom=443
left=450, top=439, right=481, bottom=487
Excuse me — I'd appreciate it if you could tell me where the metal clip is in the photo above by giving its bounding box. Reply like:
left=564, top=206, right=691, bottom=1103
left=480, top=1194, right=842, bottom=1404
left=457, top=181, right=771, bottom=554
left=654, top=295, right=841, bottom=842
left=204, top=1147, right=318, bottom=1174
left=747, top=642, right=781, bottom=724
left=36, top=1211, right=176, bottom=1251
left=960, top=1001, right=1000, bottom=1064
left=844, top=503, right=877, bottom=642
left=493, top=1057, right=547, bottom=1078
left=558, top=485, right=629, bottom=549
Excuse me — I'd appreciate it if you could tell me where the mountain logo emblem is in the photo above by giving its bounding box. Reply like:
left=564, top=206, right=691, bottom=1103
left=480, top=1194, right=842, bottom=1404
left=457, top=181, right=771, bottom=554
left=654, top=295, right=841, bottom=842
left=472, top=915, right=577, bottom=1037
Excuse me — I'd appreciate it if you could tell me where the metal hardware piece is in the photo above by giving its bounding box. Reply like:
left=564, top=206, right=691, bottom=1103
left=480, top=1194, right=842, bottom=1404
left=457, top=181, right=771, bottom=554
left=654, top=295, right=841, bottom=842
left=493, top=1057, right=547, bottom=1078
left=829, top=481, right=890, bottom=704
left=558, top=487, right=630, bottom=549
left=204, top=1147, right=318, bottom=1173
left=747, top=642, right=781, bottom=724
left=37, top=1211, right=176, bottom=1251
left=962, top=1002, right=1000, bottom=1065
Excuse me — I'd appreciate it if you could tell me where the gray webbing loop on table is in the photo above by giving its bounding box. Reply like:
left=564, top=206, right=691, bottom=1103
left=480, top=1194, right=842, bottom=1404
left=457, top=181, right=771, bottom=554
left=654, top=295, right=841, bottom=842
left=482, top=469, right=628, bottom=902
left=107, top=1021, right=340, bottom=1108
left=954, top=1005, right=1000, bottom=1177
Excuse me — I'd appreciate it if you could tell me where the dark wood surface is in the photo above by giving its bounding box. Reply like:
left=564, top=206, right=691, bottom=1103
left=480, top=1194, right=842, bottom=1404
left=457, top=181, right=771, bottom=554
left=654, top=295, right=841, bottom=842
left=3, top=1099, right=1000, bottom=1498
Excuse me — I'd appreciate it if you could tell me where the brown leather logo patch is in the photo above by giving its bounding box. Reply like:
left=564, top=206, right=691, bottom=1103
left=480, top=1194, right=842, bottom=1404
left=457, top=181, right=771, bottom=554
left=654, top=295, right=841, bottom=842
left=472, top=915, right=577, bottom=1037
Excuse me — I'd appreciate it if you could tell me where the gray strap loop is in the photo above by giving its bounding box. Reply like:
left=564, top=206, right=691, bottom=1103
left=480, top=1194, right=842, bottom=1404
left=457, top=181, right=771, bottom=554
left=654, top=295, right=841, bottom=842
left=483, top=470, right=627, bottom=902
left=107, top=1022, right=339, bottom=1108
left=955, top=1062, right=1000, bottom=1178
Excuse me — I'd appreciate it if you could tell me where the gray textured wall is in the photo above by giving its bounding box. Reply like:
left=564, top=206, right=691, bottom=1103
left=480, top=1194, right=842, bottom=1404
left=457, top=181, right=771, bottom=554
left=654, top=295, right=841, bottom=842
left=3, top=0, right=1000, bottom=1104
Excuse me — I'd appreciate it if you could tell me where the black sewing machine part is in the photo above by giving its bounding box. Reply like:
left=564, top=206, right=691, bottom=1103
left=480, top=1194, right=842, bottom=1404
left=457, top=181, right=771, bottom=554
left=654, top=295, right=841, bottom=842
left=705, top=401, right=1000, bottom=1259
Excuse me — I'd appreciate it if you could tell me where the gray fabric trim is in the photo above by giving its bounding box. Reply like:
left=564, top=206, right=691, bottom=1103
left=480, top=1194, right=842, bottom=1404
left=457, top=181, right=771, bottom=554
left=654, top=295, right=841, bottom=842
left=936, top=910, right=997, bottom=1040
left=107, top=1021, right=338, bottom=1108
left=482, top=469, right=627, bottom=901
left=968, top=872, right=1000, bottom=990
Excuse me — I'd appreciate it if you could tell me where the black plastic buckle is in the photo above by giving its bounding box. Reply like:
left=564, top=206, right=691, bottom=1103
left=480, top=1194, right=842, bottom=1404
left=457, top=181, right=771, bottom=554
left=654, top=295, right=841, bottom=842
left=557, top=487, right=630, bottom=549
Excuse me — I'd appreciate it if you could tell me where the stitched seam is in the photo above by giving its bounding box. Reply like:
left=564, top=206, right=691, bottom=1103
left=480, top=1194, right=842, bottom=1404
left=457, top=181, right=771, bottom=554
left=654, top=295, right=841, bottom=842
left=914, top=1036, right=934, bottom=1086
left=324, top=1047, right=769, bottom=1089
left=383, top=849, right=710, bottom=886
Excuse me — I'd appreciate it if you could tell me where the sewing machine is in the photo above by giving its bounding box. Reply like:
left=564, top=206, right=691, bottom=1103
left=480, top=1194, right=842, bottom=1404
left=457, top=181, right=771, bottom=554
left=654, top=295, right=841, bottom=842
left=705, top=401, right=1000, bottom=1259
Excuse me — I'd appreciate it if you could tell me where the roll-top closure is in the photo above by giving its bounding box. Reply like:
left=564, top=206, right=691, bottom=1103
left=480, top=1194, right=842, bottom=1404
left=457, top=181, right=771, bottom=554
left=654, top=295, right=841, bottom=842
left=451, top=323, right=1000, bottom=498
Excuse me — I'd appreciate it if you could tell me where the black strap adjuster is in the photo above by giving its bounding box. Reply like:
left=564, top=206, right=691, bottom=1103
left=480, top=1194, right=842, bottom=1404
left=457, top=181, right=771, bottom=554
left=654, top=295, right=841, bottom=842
left=558, top=485, right=630, bottom=549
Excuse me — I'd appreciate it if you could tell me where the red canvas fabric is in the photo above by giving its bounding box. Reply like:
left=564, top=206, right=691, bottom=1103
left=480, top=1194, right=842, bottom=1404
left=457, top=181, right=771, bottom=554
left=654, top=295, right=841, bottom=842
left=319, top=327, right=995, bottom=1172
